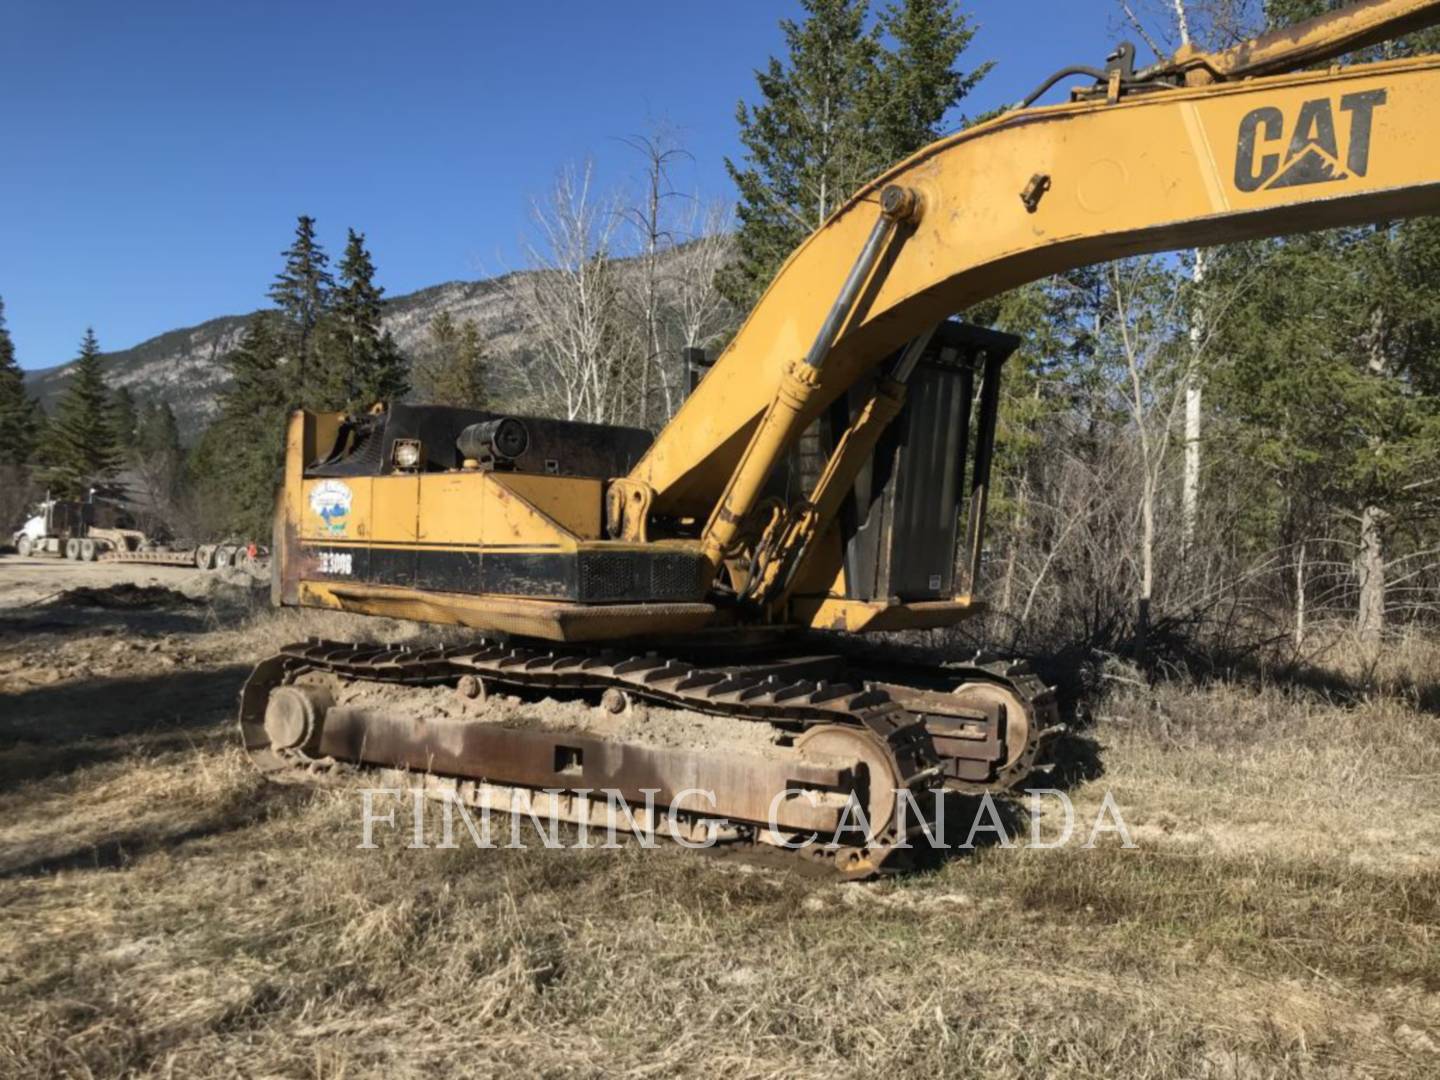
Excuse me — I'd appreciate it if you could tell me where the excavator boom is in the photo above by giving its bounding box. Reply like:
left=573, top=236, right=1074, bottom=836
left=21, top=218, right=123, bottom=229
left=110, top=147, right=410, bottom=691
left=633, top=49, right=1440, bottom=518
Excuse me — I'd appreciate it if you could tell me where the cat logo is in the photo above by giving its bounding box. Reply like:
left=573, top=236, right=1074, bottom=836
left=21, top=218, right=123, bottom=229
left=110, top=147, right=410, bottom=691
left=1234, top=90, right=1387, bottom=193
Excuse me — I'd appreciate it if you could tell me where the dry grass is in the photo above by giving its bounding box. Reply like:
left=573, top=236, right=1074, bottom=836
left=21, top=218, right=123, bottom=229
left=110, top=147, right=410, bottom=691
left=1, top=599, right=1438, bottom=1078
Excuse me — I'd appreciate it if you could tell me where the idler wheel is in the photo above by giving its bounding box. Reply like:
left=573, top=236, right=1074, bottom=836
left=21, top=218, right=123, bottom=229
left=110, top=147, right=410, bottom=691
left=948, top=682, right=1031, bottom=773
left=795, top=725, right=903, bottom=839
left=264, top=684, right=333, bottom=751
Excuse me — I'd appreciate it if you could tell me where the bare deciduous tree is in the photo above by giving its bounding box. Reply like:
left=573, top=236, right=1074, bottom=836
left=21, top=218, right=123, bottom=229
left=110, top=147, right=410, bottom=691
left=515, top=161, right=631, bottom=423
left=673, top=201, right=736, bottom=352
left=513, top=142, right=739, bottom=430
left=1115, top=0, right=1259, bottom=57
left=619, top=131, right=691, bottom=427
left=1106, top=259, right=1190, bottom=647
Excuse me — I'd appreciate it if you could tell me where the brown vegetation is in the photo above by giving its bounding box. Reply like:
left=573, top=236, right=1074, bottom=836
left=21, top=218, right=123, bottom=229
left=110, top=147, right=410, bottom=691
left=0, top=559, right=1437, bottom=1078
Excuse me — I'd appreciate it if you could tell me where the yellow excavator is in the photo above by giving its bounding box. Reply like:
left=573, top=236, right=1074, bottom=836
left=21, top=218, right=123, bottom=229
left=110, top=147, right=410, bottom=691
left=241, top=0, right=1440, bottom=875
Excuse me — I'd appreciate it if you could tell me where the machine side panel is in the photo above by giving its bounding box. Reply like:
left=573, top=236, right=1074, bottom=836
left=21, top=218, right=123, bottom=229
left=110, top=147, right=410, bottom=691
left=489, top=473, right=603, bottom=540
left=415, top=473, right=483, bottom=594
left=369, top=476, right=421, bottom=587
left=283, top=461, right=705, bottom=608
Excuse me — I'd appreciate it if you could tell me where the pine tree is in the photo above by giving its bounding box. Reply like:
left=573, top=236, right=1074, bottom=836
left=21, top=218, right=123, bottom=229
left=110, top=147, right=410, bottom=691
left=335, top=229, right=383, bottom=339
left=268, top=215, right=334, bottom=389
left=137, top=401, right=181, bottom=456
left=1203, top=224, right=1440, bottom=639
left=190, top=313, right=290, bottom=538
left=226, top=314, right=286, bottom=415
left=110, top=386, right=138, bottom=452
left=872, top=0, right=989, bottom=161
left=413, top=309, right=487, bottom=408
left=722, top=0, right=988, bottom=308
left=37, top=329, right=121, bottom=497
left=455, top=320, right=486, bottom=406
left=428, top=309, right=459, bottom=361
left=317, top=229, right=409, bottom=410
left=723, top=0, right=879, bottom=309
left=0, top=296, right=39, bottom=467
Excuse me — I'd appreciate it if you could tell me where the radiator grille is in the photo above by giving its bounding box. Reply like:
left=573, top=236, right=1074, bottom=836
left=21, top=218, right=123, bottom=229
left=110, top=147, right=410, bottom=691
left=579, top=551, right=704, bottom=603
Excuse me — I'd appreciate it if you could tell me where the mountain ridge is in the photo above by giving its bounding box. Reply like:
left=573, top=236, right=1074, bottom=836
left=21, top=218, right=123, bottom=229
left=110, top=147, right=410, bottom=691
left=21, top=273, right=528, bottom=443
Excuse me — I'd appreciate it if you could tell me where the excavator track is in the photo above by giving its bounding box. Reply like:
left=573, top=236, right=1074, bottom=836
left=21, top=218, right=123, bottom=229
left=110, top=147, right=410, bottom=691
left=239, top=639, right=1059, bottom=878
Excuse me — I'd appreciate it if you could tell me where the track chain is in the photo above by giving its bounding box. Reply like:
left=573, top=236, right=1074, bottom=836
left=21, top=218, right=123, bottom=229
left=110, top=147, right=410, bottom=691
left=274, top=637, right=940, bottom=789
left=242, top=641, right=1061, bottom=878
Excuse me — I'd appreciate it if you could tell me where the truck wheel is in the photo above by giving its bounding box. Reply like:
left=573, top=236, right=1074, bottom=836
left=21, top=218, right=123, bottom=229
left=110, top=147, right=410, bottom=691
left=215, top=546, right=233, bottom=569
left=81, top=539, right=98, bottom=561
left=65, top=539, right=80, bottom=560
left=16, top=536, right=33, bottom=558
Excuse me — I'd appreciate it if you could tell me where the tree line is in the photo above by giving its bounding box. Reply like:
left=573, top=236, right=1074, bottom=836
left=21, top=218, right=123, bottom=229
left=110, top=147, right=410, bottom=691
left=502, top=0, right=984, bottom=427
left=973, top=0, right=1440, bottom=658
left=0, top=309, right=184, bottom=536
left=188, top=219, right=414, bottom=538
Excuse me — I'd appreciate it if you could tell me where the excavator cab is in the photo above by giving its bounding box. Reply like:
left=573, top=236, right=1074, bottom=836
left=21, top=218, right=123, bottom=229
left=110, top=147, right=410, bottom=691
left=825, top=322, right=1017, bottom=607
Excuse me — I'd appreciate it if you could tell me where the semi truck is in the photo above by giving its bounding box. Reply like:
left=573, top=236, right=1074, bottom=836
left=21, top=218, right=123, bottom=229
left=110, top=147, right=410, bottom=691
left=12, top=495, right=266, bottom=570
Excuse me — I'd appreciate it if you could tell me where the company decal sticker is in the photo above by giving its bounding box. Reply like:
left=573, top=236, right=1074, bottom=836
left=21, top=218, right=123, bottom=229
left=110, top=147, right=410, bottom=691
left=1234, top=90, right=1387, bottom=193
left=310, top=480, right=353, bottom=536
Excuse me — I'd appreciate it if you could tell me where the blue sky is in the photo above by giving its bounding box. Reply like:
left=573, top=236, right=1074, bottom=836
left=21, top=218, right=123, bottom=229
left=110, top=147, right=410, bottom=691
left=1, top=1, right=1120, bottom=370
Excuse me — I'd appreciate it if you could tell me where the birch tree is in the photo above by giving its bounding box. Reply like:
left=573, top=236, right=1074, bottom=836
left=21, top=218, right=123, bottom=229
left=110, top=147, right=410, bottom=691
left=516, top=162, right=630, bottom=423
left=1104, top=259, right=1191, bottom=649
left=1116, top=0, right=1250, bottom=554
left=674, top=200, right=737, bottom=356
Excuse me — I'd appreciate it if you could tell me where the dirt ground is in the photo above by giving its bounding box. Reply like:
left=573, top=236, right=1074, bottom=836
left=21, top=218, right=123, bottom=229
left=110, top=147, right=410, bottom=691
left=0, top=552, right=1437, bottom=1079
left=0, top=554, right=242, bottom=608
